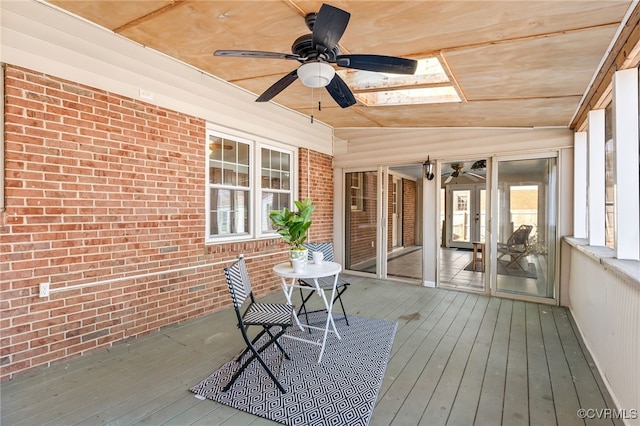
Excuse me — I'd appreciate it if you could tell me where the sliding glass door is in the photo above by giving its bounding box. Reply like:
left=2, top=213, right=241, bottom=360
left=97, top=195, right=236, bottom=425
left=494, top=157, right=557, bottom=299
left=344, top=170, right=379, bottom=274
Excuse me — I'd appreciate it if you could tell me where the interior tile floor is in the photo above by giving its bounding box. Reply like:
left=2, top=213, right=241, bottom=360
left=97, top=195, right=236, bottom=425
left=386, top=246, right=550, bottom=299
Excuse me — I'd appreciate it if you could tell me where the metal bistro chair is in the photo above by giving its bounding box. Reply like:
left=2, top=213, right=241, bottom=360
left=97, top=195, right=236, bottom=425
left=497, top=224, right=534, bottom=271
left=297, top=242, right=350, bottom=327
left=223, top=257, right=294, bottom=393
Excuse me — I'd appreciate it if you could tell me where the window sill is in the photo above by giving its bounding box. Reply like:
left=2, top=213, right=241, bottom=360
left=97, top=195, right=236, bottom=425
left=563, top=237, right=640, bottom=289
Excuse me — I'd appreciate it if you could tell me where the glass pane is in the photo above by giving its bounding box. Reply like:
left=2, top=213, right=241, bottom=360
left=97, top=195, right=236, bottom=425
left=281, top=153, right=290, bottom=172
left=208, top=136, right=223, bottom=161
left=233, top=190, right=249, bottom=234
left=261, top=172, right=270, bottom=189
left=386, top=172, right=422, bottom=282
left=261, top=148, right=270, bottom=169
left=238, top=165, right=249, bottom=187
left=262, top=192, right=289, bottom=232
left=209, top=188, right=249, bottom=236
left=605, top=103, right=615, bottom=249
left=271, top=151, right=281, bottom=170
left=496, top=158, right=556, bottom=299
left=282, top=171, right=290, bottom=190
left=237, top=142, right=249, bottom=165
left=209, top=161, right=222, bottom=184
left=345, top=171, right=378, bottom=274
left=479, top=189, right=486, bottom=242
left=223, top=164, right=236, bottom=185
left=451, top=189, right=471, bottom=243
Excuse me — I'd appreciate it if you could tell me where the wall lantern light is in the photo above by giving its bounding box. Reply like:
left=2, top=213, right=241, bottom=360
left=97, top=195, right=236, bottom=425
left=423, top=156, right=435, bottom=181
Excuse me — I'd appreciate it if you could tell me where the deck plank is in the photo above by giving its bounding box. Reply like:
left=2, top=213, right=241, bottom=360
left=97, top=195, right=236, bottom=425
left=390, top=293, right=477, bottom=425
left=502, top=300, right=529, bottom=425
left=419, top=295, right=489, bottom=425
left=475, top=298, right=513, bottom=425
left=539, top=304, right=582, bottom=426
left=446, top=296, right=502, bottom=425
left=553, top=306, right=620, bottom=426
left=372, top=291, right=468, bottom=425
left=525, top=302, right=556, bottom=426
left=0, top=278, right=623, bottom=426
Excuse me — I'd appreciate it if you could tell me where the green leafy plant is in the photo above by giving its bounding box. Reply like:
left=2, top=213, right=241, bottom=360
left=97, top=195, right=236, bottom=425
left=269, top=198, right=316, bottom=249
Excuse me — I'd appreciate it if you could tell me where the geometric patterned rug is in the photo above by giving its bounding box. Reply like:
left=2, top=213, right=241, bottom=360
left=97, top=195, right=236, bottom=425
left=190, top=314, right=397, bottom=425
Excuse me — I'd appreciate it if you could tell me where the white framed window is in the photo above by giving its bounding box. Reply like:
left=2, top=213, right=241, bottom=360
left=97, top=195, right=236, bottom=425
left=350, top=172, right=364, bottom=212
left=206, top=126, right=295, bottom=243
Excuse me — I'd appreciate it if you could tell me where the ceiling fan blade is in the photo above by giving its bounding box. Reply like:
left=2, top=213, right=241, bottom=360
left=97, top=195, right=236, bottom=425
left=465, top=172, right=480, bottom=182
left=466, top=171, right=486, bottom=180
left=312, top=4, right=350, bottom=52
left=336, top=54, right=418, bottom=74
left=214, top=50, right=300, bottom=61
left=255, top=70, right=298, bottom=102
left=445, top=175, right=453, bottom=184
left=325, top=74, right=356, bottom=108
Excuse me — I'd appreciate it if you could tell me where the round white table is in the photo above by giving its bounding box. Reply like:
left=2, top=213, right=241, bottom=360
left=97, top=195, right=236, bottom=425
left=273, top=261, right=342, bottom=362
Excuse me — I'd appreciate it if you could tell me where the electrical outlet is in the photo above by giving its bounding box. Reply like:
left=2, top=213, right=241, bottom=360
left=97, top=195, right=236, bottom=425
left=139, top=89, right=154, bottom=101
left=39, top=282, right=50, bottom=298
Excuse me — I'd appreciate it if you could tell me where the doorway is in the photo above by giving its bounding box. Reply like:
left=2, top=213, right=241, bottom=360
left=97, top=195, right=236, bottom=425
left=446, top=185, right=486, bottom=249
left=493, top=157, right=557, bottom=299
left=439, top=159, right=487, bottom=292
left=343, top=166, right=422, bottom=284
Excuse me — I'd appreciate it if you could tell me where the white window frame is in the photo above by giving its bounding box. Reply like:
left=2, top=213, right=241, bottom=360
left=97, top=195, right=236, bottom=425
left=205, top=124, right=297, bottom=244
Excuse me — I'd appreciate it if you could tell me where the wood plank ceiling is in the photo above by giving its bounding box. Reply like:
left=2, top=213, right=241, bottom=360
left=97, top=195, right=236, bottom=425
left=46, top=0, right=635, bottom=129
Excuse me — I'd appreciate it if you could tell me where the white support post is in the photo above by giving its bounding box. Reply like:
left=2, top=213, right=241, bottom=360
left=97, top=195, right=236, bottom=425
left=588, top=110, right=606, bottom=247
left=573, top=132, right=588, bottom=238
left=613, top=68, right=640, bottom=260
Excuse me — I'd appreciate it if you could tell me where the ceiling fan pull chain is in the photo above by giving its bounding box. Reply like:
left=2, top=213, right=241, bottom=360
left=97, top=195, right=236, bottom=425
left=310, top=88, right=314, bottom=123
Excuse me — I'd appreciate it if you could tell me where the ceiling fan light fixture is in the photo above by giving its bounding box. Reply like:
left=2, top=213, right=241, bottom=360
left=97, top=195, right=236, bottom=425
left=297, top=62, right=335, bottom=88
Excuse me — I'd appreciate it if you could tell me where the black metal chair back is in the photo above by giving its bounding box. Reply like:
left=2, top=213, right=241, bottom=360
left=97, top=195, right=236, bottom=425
left=223, top=257, right=293, bottom=393
left=299, top=242, right=350, bottom=326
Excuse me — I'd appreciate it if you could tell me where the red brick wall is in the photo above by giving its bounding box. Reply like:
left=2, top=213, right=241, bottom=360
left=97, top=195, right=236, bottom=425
left=298, top=148, right=333, bottom=243
left=403, top=179, right=416, bottom=247
left=0, top=65, right=333, bottom=381
left=388, top=174, right=396, bottom=251
left=347, top=171, right=377, bottom=267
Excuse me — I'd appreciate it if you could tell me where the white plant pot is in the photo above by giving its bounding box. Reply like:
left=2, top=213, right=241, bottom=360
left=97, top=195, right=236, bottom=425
left=289, top=248, right=308, bottom=268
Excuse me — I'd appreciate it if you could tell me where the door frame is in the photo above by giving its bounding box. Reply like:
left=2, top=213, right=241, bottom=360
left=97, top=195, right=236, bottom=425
left=489, top=152, right=559, bottom=304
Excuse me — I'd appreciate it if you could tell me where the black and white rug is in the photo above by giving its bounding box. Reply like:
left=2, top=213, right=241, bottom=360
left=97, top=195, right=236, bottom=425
left=190, top=314, right=397, bottom=426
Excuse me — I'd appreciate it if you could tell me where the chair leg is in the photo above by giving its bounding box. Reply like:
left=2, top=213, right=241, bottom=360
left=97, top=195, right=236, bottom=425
left=506, top=254, right=526, bottom=271
left=223, top=327, right=289, bottom=393
left=297, top=287, right=315, bottom=331
left=236, top=326, right=290, bottom=361
left=263, top=326, right=291, bottom=360
left=333, top=286, right=349, bottom=326
left=297, top=286, right=350, bottom=328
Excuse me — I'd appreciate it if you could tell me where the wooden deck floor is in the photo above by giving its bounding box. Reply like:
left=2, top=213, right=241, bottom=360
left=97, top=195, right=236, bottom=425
left=1, top=277, right=621, bottom=425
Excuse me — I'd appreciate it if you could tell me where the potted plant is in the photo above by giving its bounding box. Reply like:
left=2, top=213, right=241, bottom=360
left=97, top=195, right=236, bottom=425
left=269, top=198, right=316, bottom=266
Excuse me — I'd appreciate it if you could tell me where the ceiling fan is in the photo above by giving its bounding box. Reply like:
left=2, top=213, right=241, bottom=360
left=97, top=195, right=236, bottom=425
left=443, top=163, right=486, bottom=184
left=213, top=3, right=418, bottom=108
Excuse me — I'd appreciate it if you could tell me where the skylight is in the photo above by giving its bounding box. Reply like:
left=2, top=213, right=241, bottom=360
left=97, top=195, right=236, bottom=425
left=337, top=56, right=462, bottom=106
